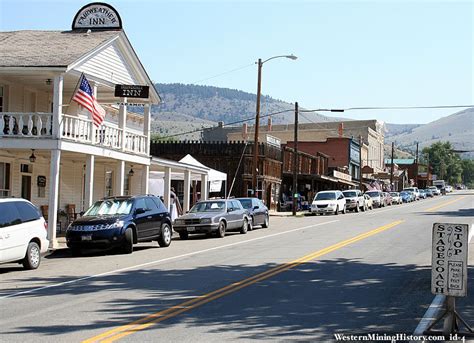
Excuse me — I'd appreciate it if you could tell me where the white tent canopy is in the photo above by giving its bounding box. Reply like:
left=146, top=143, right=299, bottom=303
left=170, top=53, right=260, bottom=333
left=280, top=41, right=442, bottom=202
left=148, top=155, right=227, bottom=204
left=179, top=154, right=227, bottom=182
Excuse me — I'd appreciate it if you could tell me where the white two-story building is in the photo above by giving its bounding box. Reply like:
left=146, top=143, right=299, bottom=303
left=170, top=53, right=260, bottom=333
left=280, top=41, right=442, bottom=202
left=0, top=4, right=197, bottom=248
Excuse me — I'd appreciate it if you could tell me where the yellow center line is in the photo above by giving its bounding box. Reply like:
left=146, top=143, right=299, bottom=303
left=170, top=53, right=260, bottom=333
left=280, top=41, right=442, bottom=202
left=425, top=196, right=466, bottom=212
left=84, top=220, right=404, bottom=343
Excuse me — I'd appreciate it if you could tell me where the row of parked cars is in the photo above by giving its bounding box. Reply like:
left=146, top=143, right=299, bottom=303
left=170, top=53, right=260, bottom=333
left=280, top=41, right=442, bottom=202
left=0, top=195, right=270, bottom=270
left=309, top=186, right=445, bottom=215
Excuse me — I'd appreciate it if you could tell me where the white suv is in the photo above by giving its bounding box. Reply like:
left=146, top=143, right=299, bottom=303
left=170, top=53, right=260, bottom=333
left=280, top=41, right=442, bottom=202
left=310, top=190, right=346, bottom=215
left=0, top=199, right=49, bottom=270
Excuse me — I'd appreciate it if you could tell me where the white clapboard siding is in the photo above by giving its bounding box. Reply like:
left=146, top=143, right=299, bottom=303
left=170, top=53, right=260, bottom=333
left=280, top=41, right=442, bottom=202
left=8, top=85, right=24, bottom=112
left=75, top=43, right=137, bottom=85
left=36, top=91, right=50, bottom=113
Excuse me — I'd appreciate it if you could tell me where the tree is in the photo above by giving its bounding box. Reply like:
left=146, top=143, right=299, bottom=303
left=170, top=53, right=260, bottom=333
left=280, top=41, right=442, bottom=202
left=461, top=159, right=474, bottom=187
left=422, top=142, right=463, bottom=184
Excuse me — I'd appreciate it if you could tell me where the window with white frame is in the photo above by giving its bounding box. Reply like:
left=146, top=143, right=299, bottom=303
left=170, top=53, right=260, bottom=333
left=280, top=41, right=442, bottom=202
left=0, top=162, right=11, bottom=198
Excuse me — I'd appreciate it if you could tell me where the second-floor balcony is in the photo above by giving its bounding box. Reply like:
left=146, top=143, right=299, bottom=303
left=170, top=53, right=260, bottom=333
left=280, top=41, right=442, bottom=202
left=0, top=112, right=148, bottom=155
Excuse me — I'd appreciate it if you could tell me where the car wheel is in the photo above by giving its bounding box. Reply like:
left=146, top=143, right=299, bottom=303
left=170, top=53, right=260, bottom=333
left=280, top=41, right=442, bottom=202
left=240, top=218, right=248, bottom=234
left=355, top=204, right=360, bottom=212
left=158, top=223, right=172, bottom=247
left=22, top=241, right=41, bottom=270
left=262, top=215, right=269, bottom=228
left=216, top=221, right=226, bottom=238
left=179, top=231, right=189, bottom=240
left=249, top=216, right=254, bottom=231
left=121, top=227, right=134, bottom=254
left=335, top=206, right=339, bottom=215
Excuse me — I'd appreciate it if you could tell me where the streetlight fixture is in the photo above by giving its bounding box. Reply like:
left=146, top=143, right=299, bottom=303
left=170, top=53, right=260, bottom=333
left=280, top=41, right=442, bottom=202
left=252, top=54, right=297, bottom=198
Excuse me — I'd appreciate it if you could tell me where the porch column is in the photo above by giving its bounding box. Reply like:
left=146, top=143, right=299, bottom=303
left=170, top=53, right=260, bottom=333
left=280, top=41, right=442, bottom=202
left=183, top=170, right=191, bottom=212
left=115, top=160, right=125, bottom=196
left=119, top=97, right=127, bottom=151
left=142, top=165, right=149, bottom=194
left=163, top=167, right=171, bottom=211
left=144, top=103, right=151, bottom=155
left=47, top=149, right=61, bottom=249
left=52, top=74, right=63, bottom=139
left=84, top=155, right=95, bottom=210
left=201, top=174, right=208, bottom=200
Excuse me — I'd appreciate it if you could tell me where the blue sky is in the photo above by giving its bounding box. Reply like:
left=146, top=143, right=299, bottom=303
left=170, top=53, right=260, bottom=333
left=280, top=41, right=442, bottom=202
left=0, top=0, right=472, bottom=124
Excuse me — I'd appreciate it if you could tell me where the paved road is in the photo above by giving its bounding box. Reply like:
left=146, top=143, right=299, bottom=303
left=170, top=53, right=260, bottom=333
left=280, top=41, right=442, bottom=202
left=0, top=191, right=472, bottom=342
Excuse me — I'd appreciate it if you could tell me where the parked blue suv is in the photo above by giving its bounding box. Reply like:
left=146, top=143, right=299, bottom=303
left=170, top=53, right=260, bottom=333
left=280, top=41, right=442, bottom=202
left=66, top=195, right=172, bottom=255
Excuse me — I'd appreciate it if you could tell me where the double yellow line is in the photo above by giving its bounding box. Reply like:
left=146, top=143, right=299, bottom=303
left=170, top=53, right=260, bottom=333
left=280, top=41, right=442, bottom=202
left=84, top=220, right=403, bottom=343
left=425, top=195, right=466, bottom=212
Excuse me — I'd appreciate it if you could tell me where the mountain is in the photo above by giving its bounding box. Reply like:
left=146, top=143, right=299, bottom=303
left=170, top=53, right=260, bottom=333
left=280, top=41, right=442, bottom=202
left=385, top=108, right=474, bottom=158
left=150, top=83, right=346, bottom=139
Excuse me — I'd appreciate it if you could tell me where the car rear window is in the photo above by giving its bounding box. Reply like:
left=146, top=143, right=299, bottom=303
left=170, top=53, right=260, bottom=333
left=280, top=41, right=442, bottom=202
left=238, top=199, right=253, bottom=209
left=0, top=202, right=22, bottom=228
left=343, top=191, right=357, bottom=197
left=366, top=192, right=380, bottom=198
left=14, top=201, right=41, bottom=223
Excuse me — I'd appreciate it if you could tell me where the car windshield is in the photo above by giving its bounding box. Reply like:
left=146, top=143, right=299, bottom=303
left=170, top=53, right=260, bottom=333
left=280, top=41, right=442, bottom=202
left=84, top=199, right=133, bottom=216
left=190, top=201, right=225, bottom=213
left=238, top=199, right=253, bottom=209
left=390, top=192, right=398, bottom=196
left=366, top=192, right=380, bottom=198
left=400, top=192, right=409, bottom=196
left=343, top=191, right=357, bottom=197
left=314, top=193, right=336, bottom=201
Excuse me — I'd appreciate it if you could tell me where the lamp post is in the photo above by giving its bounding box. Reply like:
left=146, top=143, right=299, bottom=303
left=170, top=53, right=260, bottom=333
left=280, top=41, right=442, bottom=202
left=252, top=54, right=297, bottom=198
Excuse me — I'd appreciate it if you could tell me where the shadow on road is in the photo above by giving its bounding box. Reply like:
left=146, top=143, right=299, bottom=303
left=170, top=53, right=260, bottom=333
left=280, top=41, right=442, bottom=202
left=419, top=208, right=474, bottom=218
left=3, top=258, right=473, bottom=341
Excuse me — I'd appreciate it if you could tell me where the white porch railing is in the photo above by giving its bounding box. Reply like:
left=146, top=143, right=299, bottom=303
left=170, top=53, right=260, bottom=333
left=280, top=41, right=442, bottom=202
left=125, top=132, right=147, bottom=154
left=1, top=112, right=148, bottom=156
left=0, top=112, right=52, bottom=137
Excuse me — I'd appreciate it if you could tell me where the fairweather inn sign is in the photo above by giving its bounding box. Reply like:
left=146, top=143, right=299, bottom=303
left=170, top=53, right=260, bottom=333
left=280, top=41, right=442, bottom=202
left=72, top=2, right=122, bottom=30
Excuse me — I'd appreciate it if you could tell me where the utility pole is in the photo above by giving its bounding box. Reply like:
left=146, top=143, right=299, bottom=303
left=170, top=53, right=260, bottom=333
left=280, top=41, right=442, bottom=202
left=415, top=142, right=419, bottom=187
left=252, top=58, right=263, bottom=198
left=390, top=142, right=394, bottom=191
left=292, top=102, right=299, bottom=216
left=359, top=135, right=363, bottom=191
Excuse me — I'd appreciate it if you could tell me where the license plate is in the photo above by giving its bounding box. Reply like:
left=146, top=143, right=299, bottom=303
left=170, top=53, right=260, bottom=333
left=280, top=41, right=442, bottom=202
left=187, top=226, right=195, bottom=232
left=81, top=235, right=92, bottom=241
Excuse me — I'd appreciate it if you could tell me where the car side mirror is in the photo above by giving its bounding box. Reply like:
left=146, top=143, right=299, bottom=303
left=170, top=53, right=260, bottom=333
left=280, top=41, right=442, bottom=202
left=135, top=208, right=146, bottom=215
left=227, top=208, right=232, bottom=213
left=253, top=205, right=259, bottom=210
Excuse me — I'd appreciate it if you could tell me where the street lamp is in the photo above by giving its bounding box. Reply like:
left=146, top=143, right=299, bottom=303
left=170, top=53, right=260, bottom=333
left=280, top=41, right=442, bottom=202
left=252, top=54, right=297, bottom=198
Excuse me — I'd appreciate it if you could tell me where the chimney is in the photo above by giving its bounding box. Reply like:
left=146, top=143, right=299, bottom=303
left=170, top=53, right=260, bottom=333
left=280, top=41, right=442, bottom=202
left=338, top=122, right=344, bottom=137
left=267, top=117, right=272, bottom=132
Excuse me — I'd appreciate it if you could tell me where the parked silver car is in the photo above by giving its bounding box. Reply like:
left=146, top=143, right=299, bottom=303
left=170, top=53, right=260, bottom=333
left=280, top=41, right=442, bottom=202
left=365, top=190, right=384, bottom=208
left=173, top=199, right=251, bottom=239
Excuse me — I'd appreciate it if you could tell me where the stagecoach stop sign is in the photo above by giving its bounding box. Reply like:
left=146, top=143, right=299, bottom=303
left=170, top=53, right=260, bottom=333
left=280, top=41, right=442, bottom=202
left=431, top=223, right=469, bottom=297
left=72, top=2, right=122, bottom=30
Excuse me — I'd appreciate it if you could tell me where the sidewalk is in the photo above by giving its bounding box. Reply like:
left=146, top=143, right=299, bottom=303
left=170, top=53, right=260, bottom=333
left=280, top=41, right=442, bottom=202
left=269, top=210, right=306, bottom=217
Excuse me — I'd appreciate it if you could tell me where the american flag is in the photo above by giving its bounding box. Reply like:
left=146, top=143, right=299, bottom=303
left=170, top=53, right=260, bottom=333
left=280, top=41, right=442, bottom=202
left=72, top=74, right=106, bottom=127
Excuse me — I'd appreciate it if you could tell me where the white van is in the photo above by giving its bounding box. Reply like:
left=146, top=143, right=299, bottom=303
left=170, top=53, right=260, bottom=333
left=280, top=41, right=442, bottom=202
left=0, top=199, right=49, bottom=269
left=310, top=190, right=346, bottom=215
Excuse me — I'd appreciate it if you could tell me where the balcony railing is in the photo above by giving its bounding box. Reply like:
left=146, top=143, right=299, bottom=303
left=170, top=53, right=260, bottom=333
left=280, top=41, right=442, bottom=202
left=1, top=112, right=148, bottom=155
left=0, top=112, right=52, bottom=137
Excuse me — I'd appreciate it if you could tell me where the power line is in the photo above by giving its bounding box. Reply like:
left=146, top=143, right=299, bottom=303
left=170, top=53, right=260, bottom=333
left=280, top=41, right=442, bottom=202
left=190, top=63, right=255, bottom=85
